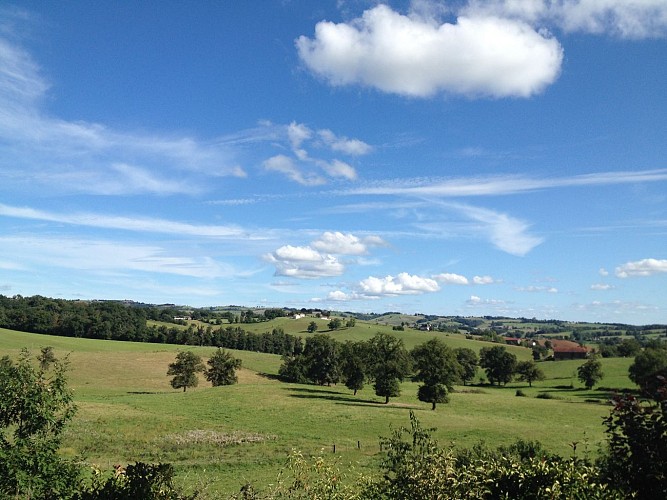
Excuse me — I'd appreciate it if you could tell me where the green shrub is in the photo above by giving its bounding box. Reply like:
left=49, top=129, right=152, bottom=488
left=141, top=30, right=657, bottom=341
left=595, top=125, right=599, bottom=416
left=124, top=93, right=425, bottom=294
left=598, top=379, right=667, bottom=498
left=0, top=350, right=81, bottom=499
left=78, top=462, right=197, bottom=500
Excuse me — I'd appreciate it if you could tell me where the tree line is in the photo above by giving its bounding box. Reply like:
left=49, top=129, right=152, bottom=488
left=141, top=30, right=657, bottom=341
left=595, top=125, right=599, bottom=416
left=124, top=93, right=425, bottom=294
left=278, top=333, right=480, bottom=409
left=0, top=294, right=303, bottom=356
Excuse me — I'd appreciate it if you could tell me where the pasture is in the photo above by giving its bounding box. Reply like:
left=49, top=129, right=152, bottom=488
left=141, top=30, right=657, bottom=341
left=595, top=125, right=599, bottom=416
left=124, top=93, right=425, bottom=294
left=0, top=325, right=635, bottom=497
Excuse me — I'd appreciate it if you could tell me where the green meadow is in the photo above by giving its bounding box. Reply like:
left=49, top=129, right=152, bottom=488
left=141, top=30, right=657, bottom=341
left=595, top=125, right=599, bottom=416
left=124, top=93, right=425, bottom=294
left=0, top=324, right=636, bottom=497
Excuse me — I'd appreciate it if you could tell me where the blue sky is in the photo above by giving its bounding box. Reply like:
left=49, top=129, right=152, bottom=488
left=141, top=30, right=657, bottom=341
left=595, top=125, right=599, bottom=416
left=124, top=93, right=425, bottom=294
left=1, top=1, right=666, bottom=324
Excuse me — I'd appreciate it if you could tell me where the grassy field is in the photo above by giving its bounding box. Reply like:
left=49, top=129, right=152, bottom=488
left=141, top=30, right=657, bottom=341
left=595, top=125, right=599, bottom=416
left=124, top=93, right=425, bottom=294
left=0, top=325, right=636, bottom=497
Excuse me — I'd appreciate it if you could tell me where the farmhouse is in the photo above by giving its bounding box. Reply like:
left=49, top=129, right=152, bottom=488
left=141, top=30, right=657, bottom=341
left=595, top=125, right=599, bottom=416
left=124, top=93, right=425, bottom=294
left=550, top=339, right=589, bottom=360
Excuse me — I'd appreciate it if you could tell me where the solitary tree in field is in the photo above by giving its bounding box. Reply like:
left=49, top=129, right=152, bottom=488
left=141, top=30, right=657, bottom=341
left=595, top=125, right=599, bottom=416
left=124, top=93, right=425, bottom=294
left=167, top=351, right=204, bottom=392
left=411, top=338, right=461, bottom=410
left=307, top=321, right=318, bottom=333
left=515, top=360, right=545, bottom=387
left=578, top=356, right=604, bottom=390
left=205, top=348, right=242, bottom=386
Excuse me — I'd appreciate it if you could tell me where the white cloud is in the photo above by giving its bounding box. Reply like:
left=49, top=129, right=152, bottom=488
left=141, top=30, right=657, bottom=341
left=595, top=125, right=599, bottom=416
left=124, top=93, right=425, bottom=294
left=516, top=285, right=559, bottom=293
left=452, top=203, right=544, bottom=256
left=599, top=267, right=609, bottom=276
left=0, top=203, right=246, bottom=238
left=615, top=258, right=667, bottom=278
left=0, top=235, right=232, bottom=279
left=466, top=0, right=667, bottom=39
left=263, top=154, right=326, bottom=186
left=0, top=34, right=246, bottom=196
left=591, top=283, right=614, bottom=291
left=273, top=245, right=324, bottom=262
left=467, top=295, right=507, bottom=305
left=266, top=232, right=386, bottom=279
left=312, top=231, right=383, bottom=255
left=349, top=169, right=667, bottom=198
left=433, top=272, right=469, bottom=285
left=359, top=272, right=440, bottom=296
left=318, top=129, right=373, bottom=155
left=319, top=159, right=358, bottom=181
left=472, top=275, right=495, bottom=285
left=287, top=121, right=312, bottom=150
left=296, top=4, right=563, bottom=98
left=264, top=245, right=345, bottom=279
left=328, top=290, right=351, bottom=301
left=262, top=122, right=369, bottom=185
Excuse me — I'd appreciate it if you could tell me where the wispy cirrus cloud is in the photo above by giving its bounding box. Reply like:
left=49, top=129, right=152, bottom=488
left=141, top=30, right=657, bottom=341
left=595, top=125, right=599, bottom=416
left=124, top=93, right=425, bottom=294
left=347, top=169, right=667, bottom=198
left=449, top=203, right=543, bottom=256
left=0, top=203, right=248, bottom=238
left=0, top=235, right=234, bottom=279
left=465, top=0, right=667, bottom=39
left=0, top=32, right=246, bottom=196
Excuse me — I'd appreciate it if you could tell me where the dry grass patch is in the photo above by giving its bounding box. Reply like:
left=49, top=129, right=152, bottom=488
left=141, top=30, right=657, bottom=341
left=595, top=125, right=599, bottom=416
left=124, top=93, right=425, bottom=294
left=163, top=430, right=276, bottom=448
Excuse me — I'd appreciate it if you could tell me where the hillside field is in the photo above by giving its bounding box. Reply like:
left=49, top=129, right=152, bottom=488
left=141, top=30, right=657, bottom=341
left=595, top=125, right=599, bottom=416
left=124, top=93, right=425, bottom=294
left=0, top=323, right=636, bottom=497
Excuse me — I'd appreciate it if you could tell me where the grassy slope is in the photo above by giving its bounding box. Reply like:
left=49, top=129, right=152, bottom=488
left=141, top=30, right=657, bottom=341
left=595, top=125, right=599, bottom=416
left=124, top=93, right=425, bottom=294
left=0, top=325, right=634, bottom=497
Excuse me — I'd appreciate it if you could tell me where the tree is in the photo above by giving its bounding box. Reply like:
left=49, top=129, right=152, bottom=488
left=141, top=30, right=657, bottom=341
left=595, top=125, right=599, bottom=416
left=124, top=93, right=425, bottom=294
left=340, top=341, right=366, bottom=395
left=0, top=349, right=80, bottom=498
left=37, top=345, right=56, bottom=371
left=345, top=318, right=356, bottom=328
left=577, top=356, right=603, bottom=390
left=411, top=339, right=461, bottom=410
left=328, top=318, right=342, bottom=331
left=454, top=347, right=478, bottom=386
left=307, top=321, right=318, bottom=333
left=629, top=346, right=667, bottom=397
left=205, top=348, right=241, bottom=386
left=167, top=351, right=204, bottom=392
left=303, top=334, right=341, bottom=386
left=278, top=354, right=308, bottom=383
left=600, top=377, right=667, bottom=498
left=616, top=338, right=641, bottom=358
left=515, top=360, right=545, bottom=387
left=367, top=333, right=411, bottom=403
left=479, top=346, right=517, bottom=386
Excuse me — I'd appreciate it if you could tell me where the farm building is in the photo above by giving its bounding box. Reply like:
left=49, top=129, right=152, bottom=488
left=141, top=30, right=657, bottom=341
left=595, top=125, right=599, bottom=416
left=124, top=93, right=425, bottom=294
left=550, top=340, right=589, bottom=360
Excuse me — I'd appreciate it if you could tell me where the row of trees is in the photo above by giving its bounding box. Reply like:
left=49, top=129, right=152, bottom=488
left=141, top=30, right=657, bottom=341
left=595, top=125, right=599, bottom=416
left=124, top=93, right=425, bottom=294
left=479, top=345, right=606, bottom=390
left=279, top=333, right=480, bottom=409
left=0, top=294, right=305, bottom=357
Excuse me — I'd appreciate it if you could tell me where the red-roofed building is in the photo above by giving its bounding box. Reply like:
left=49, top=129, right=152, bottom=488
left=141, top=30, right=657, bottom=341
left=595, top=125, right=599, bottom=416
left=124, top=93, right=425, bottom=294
left=550, top=340, right=589, bottom=361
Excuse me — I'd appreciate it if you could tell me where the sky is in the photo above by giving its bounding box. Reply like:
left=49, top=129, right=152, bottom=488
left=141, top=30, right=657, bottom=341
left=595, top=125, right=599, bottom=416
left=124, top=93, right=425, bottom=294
left=1, top=1, right=666, bottom=325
